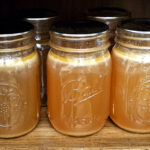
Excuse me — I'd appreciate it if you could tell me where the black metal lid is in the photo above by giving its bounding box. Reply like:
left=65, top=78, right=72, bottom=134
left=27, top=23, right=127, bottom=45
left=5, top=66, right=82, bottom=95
left=88, top=7, right=130, bottom=17
left=20, top=8, right=57, bottom=19
left=118, top=18, right=150, bottom=32
left=50, top=19, right=108, bottom=36
left=0, top=19, right=34, bottom=35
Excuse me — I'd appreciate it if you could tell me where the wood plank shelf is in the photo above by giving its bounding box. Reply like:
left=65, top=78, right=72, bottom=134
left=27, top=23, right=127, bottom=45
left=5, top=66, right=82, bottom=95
left=0, top=107, right=150, bottom=150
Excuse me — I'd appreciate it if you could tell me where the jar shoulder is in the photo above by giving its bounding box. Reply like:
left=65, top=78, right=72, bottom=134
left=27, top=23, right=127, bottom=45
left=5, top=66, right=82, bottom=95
left=0, top=50, right=39, bottom=67
left=112, top=45, right=150, bottom=64
left=47, top=49, right=111, bottom=66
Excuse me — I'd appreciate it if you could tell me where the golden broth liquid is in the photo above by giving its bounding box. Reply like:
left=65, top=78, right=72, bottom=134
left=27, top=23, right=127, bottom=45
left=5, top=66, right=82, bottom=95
left=0, top=50, right=40, bottom=138
left=47, top=50, right=111, bottom=136
left=111, top=48, right=150, bottom=133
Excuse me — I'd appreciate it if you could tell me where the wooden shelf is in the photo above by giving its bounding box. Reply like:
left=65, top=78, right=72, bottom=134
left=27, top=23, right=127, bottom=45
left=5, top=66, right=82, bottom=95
left=0, top=107, right=150, bottom=149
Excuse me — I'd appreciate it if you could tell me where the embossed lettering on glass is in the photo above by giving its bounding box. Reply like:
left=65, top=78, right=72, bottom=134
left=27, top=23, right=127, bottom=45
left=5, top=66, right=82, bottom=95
left=47, top=20, right=111, bottom=136
left=110, top=19, right=150, bottom=133
left=25, top=9, right=57, bottom=106
left=0, top=20, right=40, bottom=138
left=87, top=7, right=130, bottom=51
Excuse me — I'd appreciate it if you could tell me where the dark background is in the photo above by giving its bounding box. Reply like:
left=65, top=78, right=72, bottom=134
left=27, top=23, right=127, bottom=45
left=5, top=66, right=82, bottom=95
left=0, top=0, right=150, bottom=18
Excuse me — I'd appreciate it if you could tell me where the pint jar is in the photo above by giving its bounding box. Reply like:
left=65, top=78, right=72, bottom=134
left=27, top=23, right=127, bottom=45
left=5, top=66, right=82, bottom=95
left=47, top=20, right=111, bottom=136
left=25, top=9, right=57, bottom=105
left=88, top=7, right=130, bottom=50
left=0, top=20, right=40, bottom=138
left=110, top=19, right=150, bottom=133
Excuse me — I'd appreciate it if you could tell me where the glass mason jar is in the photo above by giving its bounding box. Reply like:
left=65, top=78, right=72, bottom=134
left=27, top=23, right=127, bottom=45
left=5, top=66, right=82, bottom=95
left=110, top=19, right=150, bottom=133
left=47, top=20, right=111, bottom=136
left=0, top=20, right=41, bottom=138
left=87, top=7, right=130, bottom=51
left=25, top=9, right=57, bottom=106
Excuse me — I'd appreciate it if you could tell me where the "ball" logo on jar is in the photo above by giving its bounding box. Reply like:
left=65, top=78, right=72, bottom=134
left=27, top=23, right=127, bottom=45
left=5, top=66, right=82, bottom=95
left=0, top=82, right=26, bottom=127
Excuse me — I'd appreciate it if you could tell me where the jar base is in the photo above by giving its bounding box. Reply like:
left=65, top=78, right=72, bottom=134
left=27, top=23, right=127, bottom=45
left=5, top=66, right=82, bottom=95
left=110, top=116, right=150, bottom=134
left=0, top=119, right=40, bottom=139
left=53, top=125, right=104, bottom=137
left=49, top=117, right=106, bottom=137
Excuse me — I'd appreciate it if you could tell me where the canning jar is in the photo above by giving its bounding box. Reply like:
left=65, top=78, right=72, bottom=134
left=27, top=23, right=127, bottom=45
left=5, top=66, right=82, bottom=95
left=47, top=20, right=111, bottom=136
left=110, top=19, right=150, bottom=133
left=88, top=7, right=130, bottom=50
left=0, top=20, right=40, bottom=138
left=25, top=9, right=57, bottom=106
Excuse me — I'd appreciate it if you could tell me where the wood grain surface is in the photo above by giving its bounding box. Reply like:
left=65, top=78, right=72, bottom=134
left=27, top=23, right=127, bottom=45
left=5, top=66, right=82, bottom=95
left=0, top=107, right=150, bottom=150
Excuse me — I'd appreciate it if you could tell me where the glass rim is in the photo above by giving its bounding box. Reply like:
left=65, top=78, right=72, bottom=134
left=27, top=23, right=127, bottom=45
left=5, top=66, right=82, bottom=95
left=117, top=18, right=150, bottom=34
left=25, top=16, right=56, bottom=22
left=87, top=7, right=130, bottom=18
left=50, top=30, right=108, bottom=38
left=49, top=19, right=109, bottom=38
left=0, top=30, right=34, bottom=38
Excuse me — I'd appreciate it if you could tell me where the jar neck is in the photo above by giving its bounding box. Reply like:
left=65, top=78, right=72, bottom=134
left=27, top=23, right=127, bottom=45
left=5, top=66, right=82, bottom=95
left=49, top=32, right=110, bottom=53
left=92, top=16, right=128, bottom=29
left=26, top=18, right=55, bottom=41
left=51, top=48, right=108, bottom=59
left=35, top=32, right=50, bottom=41
left=0, top=30, right=35, bottom=53
left=115, top=28, right=150, bottom=50
left=31, top=21, right=50, bottom=41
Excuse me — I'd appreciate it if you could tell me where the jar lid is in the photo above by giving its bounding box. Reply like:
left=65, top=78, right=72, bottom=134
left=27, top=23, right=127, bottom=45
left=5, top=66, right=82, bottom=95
left=22, top=9, right=57, bottom=21
left=87, top=7, right=130, bottom=18
left=50, top=19, right=108, bottom=37
left=118, top=18, right=150, bottom=33
left=0, top=19, right=35, bottom=52
left=116, top=18, right=150, bottom=49
left=0, top=19, right=34, bottom=37
left=50, top=19, right=110, bottom=53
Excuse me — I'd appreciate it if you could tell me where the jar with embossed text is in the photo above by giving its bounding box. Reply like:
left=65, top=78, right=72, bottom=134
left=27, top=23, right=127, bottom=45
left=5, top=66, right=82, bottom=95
left=0, top=20, right=40, bottom=138
left=47, top=20, right=111, bottom=136
left=110, top=19, right=150, bottom=133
